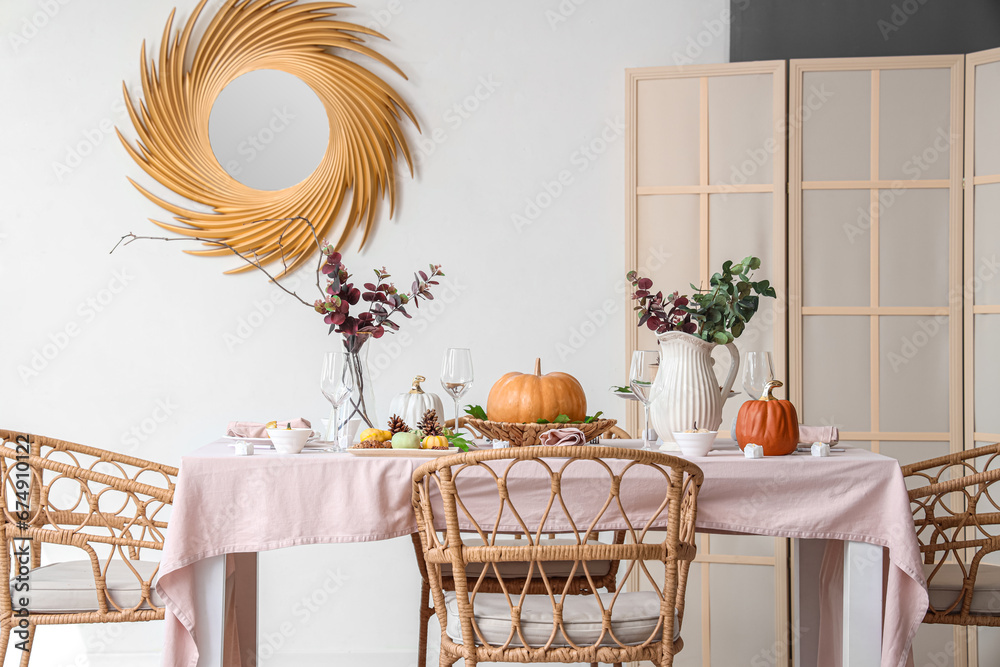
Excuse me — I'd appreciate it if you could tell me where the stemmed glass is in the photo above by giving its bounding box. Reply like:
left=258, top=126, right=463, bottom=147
left=629, top=350, right=660, bottom=451
left=742, top=351, right=775, bottom=400
left=441, top=348, right=473, bottom=434
left=321, top=352, right=354, bottom=451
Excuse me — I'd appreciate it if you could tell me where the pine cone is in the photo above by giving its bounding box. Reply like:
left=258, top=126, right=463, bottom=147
left=419, top=409, right=443, bottom=436
left=387, top=414, right=410, bottom=435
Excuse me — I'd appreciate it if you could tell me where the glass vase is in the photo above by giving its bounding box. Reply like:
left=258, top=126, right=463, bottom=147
left=336, top=333, right=379, bottom=433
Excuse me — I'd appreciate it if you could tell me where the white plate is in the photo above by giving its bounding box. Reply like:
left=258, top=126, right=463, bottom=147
left=347, top=447, right=462, bottom=458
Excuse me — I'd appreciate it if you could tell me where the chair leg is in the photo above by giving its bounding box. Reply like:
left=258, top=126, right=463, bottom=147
left=417, top=579, right=431, bottom=667
left=0, top=622, right=9, bottom=665
left=17, top=623, right=32, bottom=667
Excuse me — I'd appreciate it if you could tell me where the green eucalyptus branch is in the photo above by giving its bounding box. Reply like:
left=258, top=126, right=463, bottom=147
left=628, top=256, right=777, bottom=344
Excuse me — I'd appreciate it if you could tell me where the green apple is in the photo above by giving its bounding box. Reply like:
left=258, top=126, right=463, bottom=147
left=391, top=431, right=420, bottom=449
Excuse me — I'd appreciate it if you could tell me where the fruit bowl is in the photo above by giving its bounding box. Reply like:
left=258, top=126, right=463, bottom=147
left=464, top=418, right=617, bottom=447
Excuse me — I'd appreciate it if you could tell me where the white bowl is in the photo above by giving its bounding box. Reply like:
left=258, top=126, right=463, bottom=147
left=266, top=428, right=313, bottom=454
left=671, top=431, right=718, bottom=457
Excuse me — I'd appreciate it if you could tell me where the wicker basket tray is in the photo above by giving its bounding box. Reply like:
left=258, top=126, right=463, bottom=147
left=464, top=418, right=617, bottom=447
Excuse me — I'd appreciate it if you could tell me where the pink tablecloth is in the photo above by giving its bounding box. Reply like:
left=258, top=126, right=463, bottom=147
left=157, top=439, right=925, bottom=667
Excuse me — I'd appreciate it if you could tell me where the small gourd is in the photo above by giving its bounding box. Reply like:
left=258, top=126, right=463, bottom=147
left=421, top=435, right=449, bottom=449
left=391, top=431, right=420, bottom=449
left=734, top=380, right=799, bottom=456
left=389, top=376, right=445, bottom=428
left=358, top=427, right=392, bottom=443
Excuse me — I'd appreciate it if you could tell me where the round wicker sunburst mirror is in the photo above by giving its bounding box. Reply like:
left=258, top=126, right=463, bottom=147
left=117, top=0, right=418, bottom=275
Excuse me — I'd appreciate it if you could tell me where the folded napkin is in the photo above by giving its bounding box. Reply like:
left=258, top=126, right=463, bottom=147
left=538, top=428, right=586, bottom=446
left=798, top=425, right=839, bottom=445
left=226, top=418, right=312, bottom=439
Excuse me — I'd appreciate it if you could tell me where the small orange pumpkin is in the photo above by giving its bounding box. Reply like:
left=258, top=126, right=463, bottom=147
left=735, top=380, right=799, bottom=456
left=486, top=358, right=587, bottom=423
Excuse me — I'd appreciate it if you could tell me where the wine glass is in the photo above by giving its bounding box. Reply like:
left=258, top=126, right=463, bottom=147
left=321, top=352, right=354, bottom=451
left=742, top=351, right=775, bottom=400
left=441, top=348, right=473, bottom=434
left=629, top=350, right=660, bottom=451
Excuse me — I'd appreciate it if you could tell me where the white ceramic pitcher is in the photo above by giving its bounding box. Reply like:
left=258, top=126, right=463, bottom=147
left=650, top=331, right=740, bottom=442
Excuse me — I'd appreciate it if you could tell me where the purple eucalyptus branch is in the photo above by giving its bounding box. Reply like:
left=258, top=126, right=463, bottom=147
left=112, top=216, right=444, bottom=340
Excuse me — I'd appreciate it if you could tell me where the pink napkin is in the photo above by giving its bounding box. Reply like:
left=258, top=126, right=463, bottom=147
left=798, top=425, right=839, bottom=445
left=538, top=428, right=587, bottom=446
left=226, top=419, right=311, bottom=439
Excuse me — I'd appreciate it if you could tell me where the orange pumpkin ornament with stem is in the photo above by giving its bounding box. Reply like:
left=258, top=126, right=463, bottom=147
left=486, top=358, right=587, bottom=423
left=735, top=380, right=799, bottom=456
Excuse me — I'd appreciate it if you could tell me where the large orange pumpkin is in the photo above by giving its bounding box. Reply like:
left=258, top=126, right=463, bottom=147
left=487, top=358, right=587, bottom=423
left=734, top=380, right=799, bottom=456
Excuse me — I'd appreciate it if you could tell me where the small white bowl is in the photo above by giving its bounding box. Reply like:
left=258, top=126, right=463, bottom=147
left=671, top=431, right=718, bottom=457
left=266, top=428, right=313, bottom=454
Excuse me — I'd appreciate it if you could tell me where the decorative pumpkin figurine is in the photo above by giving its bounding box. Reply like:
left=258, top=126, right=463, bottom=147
left=734, top=380, right=799, bottom=456
left=486, top=358, right=587, bottom=423
left=389, top=376, right=445, bottom=428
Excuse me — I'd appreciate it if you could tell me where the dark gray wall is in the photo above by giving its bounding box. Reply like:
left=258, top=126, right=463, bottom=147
left=730, top=0, right=1000, bottom=61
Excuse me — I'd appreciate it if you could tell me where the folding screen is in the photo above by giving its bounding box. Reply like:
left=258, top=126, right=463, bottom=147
left=625, top=62, right=789, bottom=667
left=628, top=49, right=1000, bottom=667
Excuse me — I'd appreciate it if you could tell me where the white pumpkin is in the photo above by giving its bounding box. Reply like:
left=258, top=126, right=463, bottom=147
left=389, top=376, right=445, bottom=428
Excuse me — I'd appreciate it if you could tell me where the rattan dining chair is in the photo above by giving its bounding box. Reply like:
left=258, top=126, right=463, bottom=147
left=414, top=425, right=635, bottom=667
left=0, top=430, right=176, bottom=665
left=411, top=445, right=702, bottom=667
left=902, top=442, right=1000, bottom=625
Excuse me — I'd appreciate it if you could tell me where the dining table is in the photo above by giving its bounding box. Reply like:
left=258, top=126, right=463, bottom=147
left=155, top=437, right=927, bottom=667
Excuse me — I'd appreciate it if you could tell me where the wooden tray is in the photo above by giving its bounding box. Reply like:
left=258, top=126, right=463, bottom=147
left=347, top=447, right=462, bottom=458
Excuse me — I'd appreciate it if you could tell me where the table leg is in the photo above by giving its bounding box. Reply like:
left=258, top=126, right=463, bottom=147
left=229, top=553, right=259, bottom=667
left=193, top=555, right=227, bottom=667
left=792, top=538, right=826, bottom=667
left=843, top=541, right=883, bottom=667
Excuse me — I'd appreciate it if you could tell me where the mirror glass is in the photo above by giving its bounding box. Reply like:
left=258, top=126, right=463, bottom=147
left=209, top=69, right=329, bottom=191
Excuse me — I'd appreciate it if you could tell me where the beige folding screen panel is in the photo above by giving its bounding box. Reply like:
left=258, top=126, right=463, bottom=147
left=789, top=55, right=964, bottom=469
left=626, top=61, right=788, bottom=431
left=963, top=46, right=1000, bottom=666
left=966, top=47, right=1000, bottom=466
left=789, top=55, right=971, bottom=666
left=625, top=62, right=789, bottom=667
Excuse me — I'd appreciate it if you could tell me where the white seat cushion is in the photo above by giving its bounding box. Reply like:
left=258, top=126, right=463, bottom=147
left=445, top=591, right=679, bottom=647
left=925, top=562, right=1000, bottom=616
left=10, top=560, right=163, bottom=613
left=441, top=537, right=613, bottom=579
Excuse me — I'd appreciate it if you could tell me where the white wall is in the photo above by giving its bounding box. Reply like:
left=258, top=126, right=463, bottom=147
left=0, top=0, right=729, bottom=664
